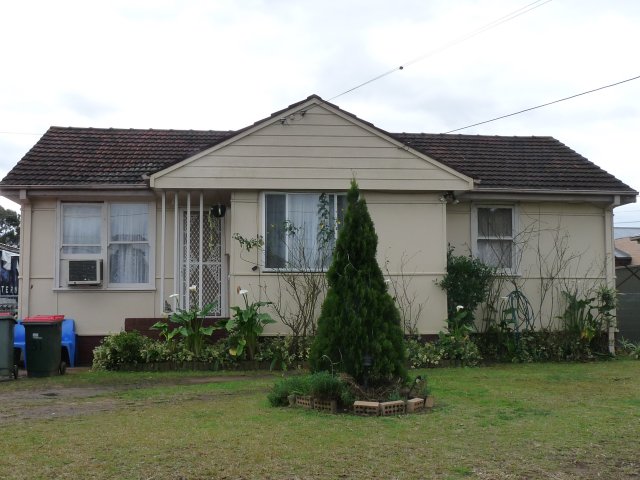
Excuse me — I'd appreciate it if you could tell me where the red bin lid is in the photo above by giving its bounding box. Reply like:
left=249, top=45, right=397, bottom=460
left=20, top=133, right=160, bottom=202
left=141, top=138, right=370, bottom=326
left=23, top=315, right=65, bottom=323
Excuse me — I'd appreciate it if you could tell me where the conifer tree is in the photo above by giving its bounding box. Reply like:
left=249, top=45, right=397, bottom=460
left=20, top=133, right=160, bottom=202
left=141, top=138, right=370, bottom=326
left=309, top=180, right=407, bottom=386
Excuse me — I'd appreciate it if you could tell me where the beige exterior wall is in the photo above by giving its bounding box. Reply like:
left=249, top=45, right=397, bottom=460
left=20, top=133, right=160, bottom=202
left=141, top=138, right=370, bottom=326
left=229, top=191, right=450, bottom=335
left=446, top=200, right=612, bottom=328
left=151, top=103, right=472, bottom=192
left=16, top=194, right=615, bottom=337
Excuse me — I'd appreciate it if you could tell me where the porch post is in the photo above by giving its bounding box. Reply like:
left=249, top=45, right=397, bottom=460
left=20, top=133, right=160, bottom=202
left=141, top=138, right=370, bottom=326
left=199, top=192, right=204, bottom=309
left=173, top=191, right=179, bottom=309
left=186, top=193, right=191, bottom=310
left=160, top=191, right=166, bottom=315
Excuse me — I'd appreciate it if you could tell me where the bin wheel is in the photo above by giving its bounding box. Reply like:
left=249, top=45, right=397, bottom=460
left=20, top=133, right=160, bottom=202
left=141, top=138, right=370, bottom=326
left=59, top=361, right=67, bottom=376
left=12, top=365, right=18, bottom=380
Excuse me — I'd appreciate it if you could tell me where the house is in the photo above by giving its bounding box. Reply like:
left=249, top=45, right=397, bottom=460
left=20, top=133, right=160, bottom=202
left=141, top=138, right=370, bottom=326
left=614, top=227, right=640, bottom=266
left=0, top=95, right=636, bottom=364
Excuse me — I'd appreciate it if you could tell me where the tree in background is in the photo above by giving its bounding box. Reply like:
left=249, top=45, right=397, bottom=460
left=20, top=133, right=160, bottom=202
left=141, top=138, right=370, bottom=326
left=0, top=206, right=20, bottom=247
left=309, top=180, right=407, bottom=386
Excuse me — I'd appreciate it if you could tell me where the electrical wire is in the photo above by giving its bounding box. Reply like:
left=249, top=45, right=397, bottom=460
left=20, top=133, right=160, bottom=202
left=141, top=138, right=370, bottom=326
left=443, top=74, right=640, bottom=133
left=328, top=0, right=553, bottom=102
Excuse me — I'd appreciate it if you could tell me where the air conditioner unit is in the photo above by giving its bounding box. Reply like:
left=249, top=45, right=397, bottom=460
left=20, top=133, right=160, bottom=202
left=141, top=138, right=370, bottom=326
left=67, top=259, right=103, bottom=286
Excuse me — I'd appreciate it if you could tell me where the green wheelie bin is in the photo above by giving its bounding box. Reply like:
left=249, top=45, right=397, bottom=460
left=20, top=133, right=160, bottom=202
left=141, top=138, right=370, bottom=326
left=23, top=315, right=66, bottom=378
left=0, top=312, right=18, bottom=380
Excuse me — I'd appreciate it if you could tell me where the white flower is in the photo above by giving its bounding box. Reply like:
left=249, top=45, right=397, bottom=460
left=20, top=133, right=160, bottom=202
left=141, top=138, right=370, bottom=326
left=189, top=285, right=197, bottom=293
left=456, top=305, right=464, bottom=312
left=239, top=289, right=249, bottom=296
left=384, top=279, right=391, bottom=284
left=168, top=293, right=179, bottom=299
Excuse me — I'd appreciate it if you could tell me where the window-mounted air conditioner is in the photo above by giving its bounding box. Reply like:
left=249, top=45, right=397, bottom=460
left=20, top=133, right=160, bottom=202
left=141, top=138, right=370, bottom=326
left=67, top=259, right=103, bottom=286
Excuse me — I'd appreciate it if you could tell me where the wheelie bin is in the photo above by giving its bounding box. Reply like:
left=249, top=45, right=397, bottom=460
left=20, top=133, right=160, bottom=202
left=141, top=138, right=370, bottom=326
left=0, top=312, right=18, bottom=380
left=23, top=315, right=66, bottom=377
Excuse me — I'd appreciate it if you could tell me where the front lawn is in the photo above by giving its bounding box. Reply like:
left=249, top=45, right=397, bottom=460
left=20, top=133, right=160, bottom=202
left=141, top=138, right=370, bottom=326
left=1, top=361, right=639, bottom=479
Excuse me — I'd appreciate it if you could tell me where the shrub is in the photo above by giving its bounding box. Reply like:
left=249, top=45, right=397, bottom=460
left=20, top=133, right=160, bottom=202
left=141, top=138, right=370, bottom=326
left=310, top=180, right=407, bottom=386
left=438, top=247, right=494, bottom=325
left=618, top=338, right=640, bottom=359
left=267, top=375, right=311, bottom=407
left=92, top=331, right=150, bottom=371
left=405, top=338, right=444, bottom=368
left=437, top=327, right=482, bottom=367
left=255, top=336, right=310, bottom=371
left=307, top=371, right=345, bottom=400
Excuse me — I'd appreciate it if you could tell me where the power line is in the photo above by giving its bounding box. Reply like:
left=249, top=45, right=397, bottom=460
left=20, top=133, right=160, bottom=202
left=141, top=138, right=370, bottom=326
left=328, top=0, right=553, bottom=102
left=443, top=74, right=640, bottom=133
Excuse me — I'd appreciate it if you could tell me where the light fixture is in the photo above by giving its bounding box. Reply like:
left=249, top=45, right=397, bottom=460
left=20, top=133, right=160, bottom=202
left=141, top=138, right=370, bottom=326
left=441, top=192, right=459, bottom=204
left=210, top=204, right=226, bottom=218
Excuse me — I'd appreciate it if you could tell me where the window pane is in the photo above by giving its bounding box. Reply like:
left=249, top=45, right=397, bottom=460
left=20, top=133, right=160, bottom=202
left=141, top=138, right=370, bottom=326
left=478, top=239, right=512, bottom=268
left=478, top=208, right=512, bottom=237
left=265, top=194, right=286, bottom=268
left=108, top=244, right=149, bottom=283
left=62, top=246, right=102, bottom=255
left=110, top=204, right=148, bottom=242
left=63, top=204, right=101, bottom=246
left=289, top=194, right=334, bottom=269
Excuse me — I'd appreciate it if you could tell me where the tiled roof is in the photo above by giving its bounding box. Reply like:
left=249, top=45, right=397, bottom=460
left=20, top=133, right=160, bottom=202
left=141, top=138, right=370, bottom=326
left=392, top=133, right=635, bottom=193
left=1, top=96, right=636, bottom=195
left=0, top=127, right=234, bottom=186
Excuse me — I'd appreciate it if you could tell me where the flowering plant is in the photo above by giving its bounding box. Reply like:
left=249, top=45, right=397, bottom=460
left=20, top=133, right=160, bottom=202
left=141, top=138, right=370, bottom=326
left=152, top=286, right=220, bottom=357
left=226, top=287, right=276, bottom=360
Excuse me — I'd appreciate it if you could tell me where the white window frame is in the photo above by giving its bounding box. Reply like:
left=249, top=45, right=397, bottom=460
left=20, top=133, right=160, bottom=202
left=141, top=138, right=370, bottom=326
left=471, top=203, right=518, bottom=275
left=261, top=192, right=345, bottom=271
left=56, top=201, right=156, bottom=290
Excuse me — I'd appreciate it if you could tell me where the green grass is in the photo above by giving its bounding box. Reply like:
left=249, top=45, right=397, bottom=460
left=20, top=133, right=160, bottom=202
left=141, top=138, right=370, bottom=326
left=1, top=361, right=639, bottom=479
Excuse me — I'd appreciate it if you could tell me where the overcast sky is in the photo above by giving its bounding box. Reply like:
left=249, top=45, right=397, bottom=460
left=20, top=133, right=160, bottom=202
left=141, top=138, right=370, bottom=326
left=1, top=0, right=639, bottom=225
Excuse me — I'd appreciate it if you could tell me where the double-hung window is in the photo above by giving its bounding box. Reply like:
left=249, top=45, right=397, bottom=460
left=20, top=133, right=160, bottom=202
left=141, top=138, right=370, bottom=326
left=472, top=205, right=516, bottom=272
left=59, top=202, right=154, bottom=288
left=264, top=193, right=345, bottom=270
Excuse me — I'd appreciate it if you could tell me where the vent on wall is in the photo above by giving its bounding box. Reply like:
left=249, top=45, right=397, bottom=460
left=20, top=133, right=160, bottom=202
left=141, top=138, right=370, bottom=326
left=68, top=259, right=103, bottom=286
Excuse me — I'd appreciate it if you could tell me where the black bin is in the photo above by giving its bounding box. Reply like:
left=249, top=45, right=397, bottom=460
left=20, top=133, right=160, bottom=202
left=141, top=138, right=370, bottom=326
left=23, top=315, right=66, bottom=377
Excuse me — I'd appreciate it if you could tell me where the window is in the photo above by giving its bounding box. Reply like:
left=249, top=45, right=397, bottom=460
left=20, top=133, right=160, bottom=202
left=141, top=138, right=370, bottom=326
left=264, top=193, right=345, bottom=269
left=59, top=202, right=154, bottom=288
left=473, top=205, right=516, bottom=271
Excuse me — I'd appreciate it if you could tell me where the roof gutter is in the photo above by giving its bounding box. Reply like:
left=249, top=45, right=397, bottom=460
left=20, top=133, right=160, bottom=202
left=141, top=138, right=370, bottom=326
left=460, top=188, right=637, bottom=205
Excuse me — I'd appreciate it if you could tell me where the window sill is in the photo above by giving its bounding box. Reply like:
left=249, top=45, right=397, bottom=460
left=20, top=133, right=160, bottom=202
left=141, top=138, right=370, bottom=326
left=54, top=286, right=156, bottom=292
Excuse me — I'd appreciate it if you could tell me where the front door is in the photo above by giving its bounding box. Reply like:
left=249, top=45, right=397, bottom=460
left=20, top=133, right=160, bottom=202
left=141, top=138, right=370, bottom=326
left=180, top=211, right=225, bottom=317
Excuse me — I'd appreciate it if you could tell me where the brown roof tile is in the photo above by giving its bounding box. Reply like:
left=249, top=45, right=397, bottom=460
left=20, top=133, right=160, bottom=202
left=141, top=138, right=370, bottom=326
left=1, top=127, right=234, bottom=186
left=1, top=97, right=636, bottom=195
left=392, top=133, right=635, bottom=193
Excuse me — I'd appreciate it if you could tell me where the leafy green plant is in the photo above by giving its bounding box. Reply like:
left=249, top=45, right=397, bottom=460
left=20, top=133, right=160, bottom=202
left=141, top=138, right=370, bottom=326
left=438, top=247, right=494, bottom=326
left=254, top=336, right=310, bottom=371
left=151, top=287, right=220, bottom=357
left=92, top=331, right=150, bottom=370
left=267, top=375, right=311, bottom=406
left=618, top=338, right=640, bottom=359
left=405, top=338, right=444, bottom=368
left=438, top=320, right=482, bottom=367
left=307, top=371, right=346, bottom=400
left=227, top=288, right=276, bottom=360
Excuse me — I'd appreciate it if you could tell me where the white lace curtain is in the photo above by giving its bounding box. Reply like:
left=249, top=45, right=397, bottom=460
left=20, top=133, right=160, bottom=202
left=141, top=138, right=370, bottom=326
left=62, top=203, right=149, bottom=284
left=108, top=204, right=149, bottom=284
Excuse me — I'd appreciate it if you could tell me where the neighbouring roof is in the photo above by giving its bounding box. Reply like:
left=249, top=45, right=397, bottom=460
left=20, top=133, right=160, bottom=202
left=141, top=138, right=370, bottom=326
left=1, top=95, right=637, bottom=196
left=615, top=237, right=640, bottom=266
